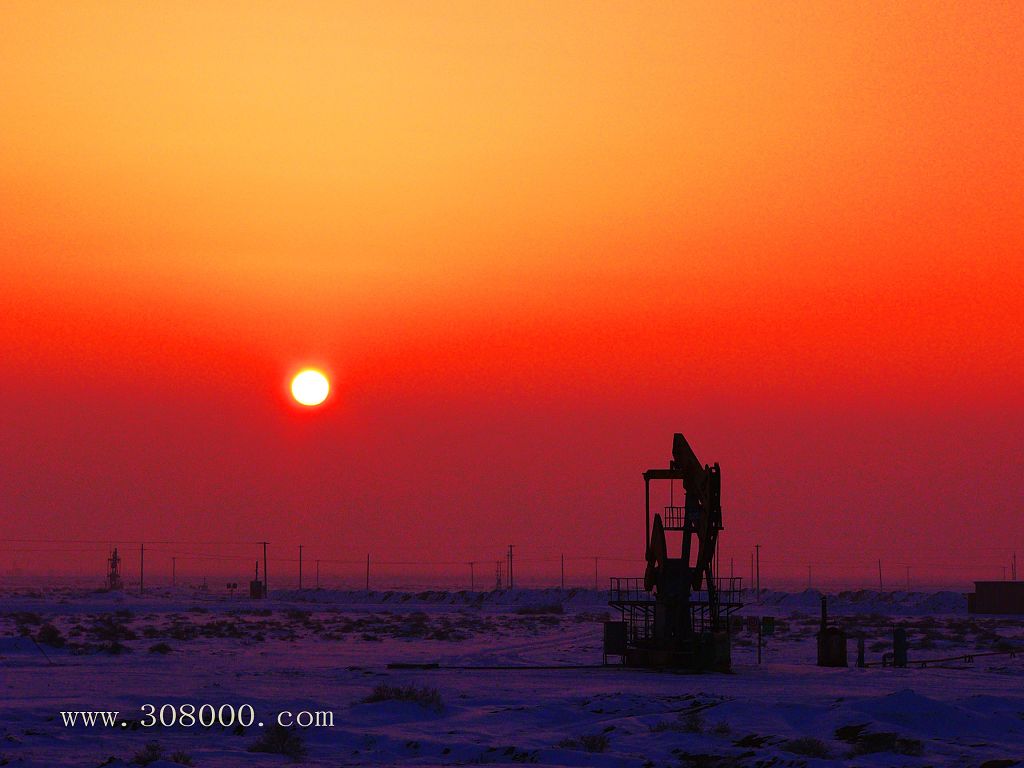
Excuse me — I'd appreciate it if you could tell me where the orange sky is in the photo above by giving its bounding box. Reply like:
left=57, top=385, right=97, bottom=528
left=1, top=2, right=1021, bottom=587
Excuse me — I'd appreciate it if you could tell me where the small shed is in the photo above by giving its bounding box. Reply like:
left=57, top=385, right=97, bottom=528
left=968, top=581, right=1024, bottom=615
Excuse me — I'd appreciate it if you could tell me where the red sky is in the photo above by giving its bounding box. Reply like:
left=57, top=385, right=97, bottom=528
left=2, top=2, right=1021, bottom=589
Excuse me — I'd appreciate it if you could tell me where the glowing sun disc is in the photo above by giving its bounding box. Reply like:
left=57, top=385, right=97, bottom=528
left=291, top=369, right=329, bottom=406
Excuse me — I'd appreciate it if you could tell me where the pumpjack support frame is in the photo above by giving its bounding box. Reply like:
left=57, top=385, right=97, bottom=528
left=607, top=433, right=742, bottom=669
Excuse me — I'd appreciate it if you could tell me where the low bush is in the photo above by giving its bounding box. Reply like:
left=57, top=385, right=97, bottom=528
left=557, top=733, right=609, bottom=752
left=850, top=731, right=924, bottom=756
left=650, top=711, right=703, bottom=733
left=131, top=741, right=163, bottom=766
left=249, top=723, right=307, bottom=760
left=783, top=737, right=830, bottom=758
left=362, top=683, right=443, bottom=712
left=37, top=624, right=65, bottom=647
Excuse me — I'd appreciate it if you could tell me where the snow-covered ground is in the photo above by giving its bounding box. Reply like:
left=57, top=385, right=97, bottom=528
left=2, top=587, right=1022, bottom=767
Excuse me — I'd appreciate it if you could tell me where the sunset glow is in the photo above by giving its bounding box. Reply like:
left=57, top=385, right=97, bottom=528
left=1, top=2, right=1021, bottom=586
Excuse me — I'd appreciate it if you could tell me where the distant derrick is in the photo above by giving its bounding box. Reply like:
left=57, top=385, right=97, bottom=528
left=106, top=547, right=122, bottom=591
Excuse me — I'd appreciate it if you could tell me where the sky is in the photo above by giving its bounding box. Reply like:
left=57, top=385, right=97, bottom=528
left=1, top=2, right=1022, bottom=589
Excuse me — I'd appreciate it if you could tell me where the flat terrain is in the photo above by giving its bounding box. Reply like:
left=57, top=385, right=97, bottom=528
left=2, top=588, right=1023, bottom=767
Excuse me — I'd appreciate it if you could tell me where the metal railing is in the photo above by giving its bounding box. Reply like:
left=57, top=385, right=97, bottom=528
left=692, top=576, right=744, bottom=606
left=611, top=575, right=747, bottom=639
left=608, top=577, right=652, bottom=603
left=611, top=576, right=743, bottom=605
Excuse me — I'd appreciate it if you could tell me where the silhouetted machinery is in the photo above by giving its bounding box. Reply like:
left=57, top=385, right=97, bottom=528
left=606, top=433, right=742, bottom=669
left=106, top=547, right=123, bottom=591
left=250, top=560, right=265, bottom=599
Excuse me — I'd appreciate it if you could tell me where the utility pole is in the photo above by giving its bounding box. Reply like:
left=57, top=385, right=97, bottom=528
left=171, top=556, right=176, bottom=587
left=755, top=544, right=761, bottom=602
left=262, top=541, right=268, bottom=598
left=140, top=542, right=145, bottom=595
left=877, top=559, right=883, bottom=591
left=365, top=553, right=370, bottom=591
left=298, top=545, right=303, bottom=590
left=561, top=554, right=565, bottom=590
left=730, top=556, right=734, bottom=580
left=507, top=545, right=515, bottom=589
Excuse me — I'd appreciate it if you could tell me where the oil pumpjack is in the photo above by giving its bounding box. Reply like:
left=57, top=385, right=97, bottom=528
left=607, top=433, right=742, bottom=669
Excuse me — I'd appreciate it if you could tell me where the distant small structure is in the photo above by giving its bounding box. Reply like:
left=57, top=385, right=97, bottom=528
left=816, top=595, right=847, bottom=667
left=968, top=581, right=1024, bottom=614
left=250, top=561, right=265, bottom=599
left=106, top=547, right=123, bottom=591
left=892, top=627, right=908, bottom=667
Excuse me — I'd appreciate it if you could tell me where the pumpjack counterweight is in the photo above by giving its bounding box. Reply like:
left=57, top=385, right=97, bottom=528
left=606, top=433, right=742, bottom=669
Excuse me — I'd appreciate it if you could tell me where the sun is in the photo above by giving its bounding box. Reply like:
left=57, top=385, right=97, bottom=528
left=290, top=369, right=330, bottom=407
